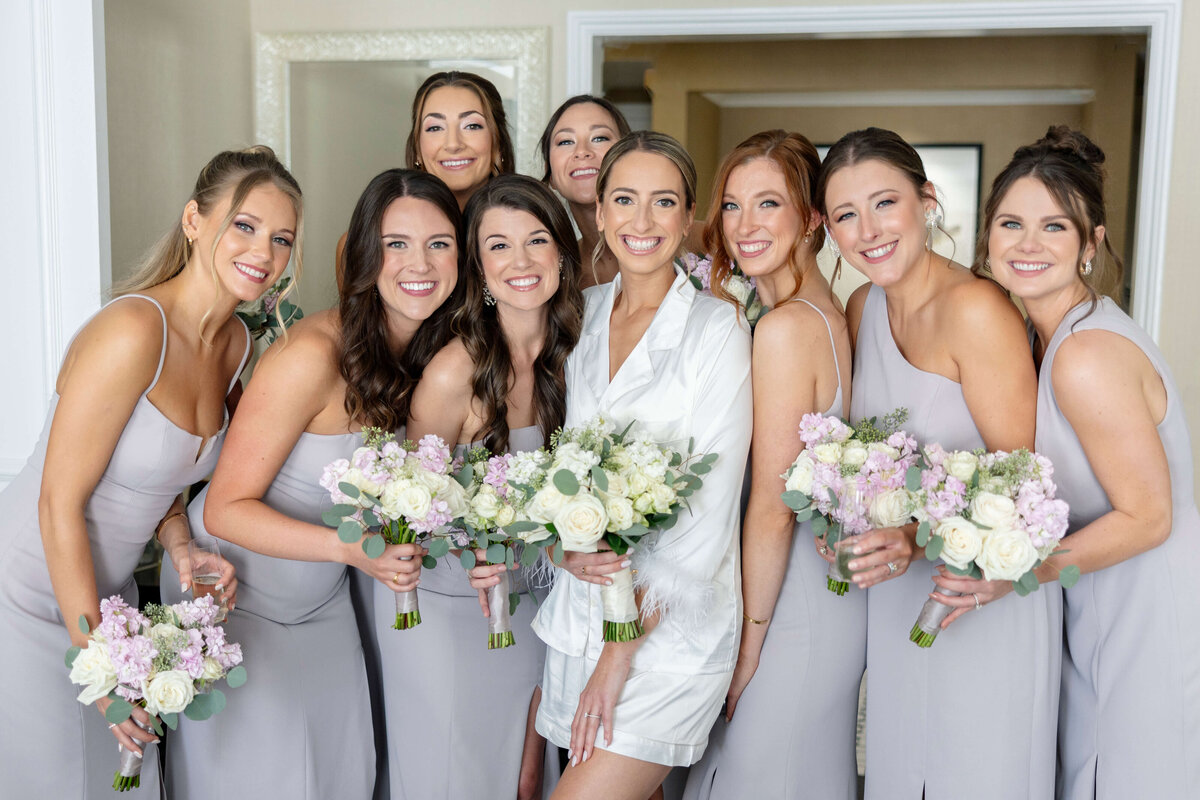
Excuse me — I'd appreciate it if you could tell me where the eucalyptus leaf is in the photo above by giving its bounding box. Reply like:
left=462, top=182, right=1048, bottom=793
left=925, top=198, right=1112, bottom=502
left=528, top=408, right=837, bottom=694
left=362, top=534, right=386, bottom=559
left=321, top=508, right=348, bottom=526
left=622, top=523, right=649, bottom=538
left=689, top=274, right=704, bottom=291
left=793, top=508, right=813, bottom=522
left=688, top=436, right=696, bottom=454
left=161, top=712, right=179, bottom=731
left=209, top=688, right=227, bottom=715
left=669, top=453, right=682, bottom=468
left=505, top=547, right=515, bottom=570
left=226, top=665, right=248, bottom=689
left=428, top=538, right=450, bottom=559
left=659, top=512, right=679, bottom=530
left=460, top=550, right=477, bottom=569
left=553, top=469, right=580, bottom=495
left=78, top=615, right=90, bottom=635
left=150, top=716, right=163, bottom=737
left=590, top=466, right=609, bottom=492
left=905, top=465, right=923, bottom=493
left=65, top=645, right=81, bottom=669
left=486, top=543, right=506, bottom=564
left=360, top=491, right=381, bottom=507
left=1017, top=570, right=1040, bottom=594
left=185, top=692, right=216, bottom=721
left=916, top=520, right=931, bottom=547
left=520, top=543, right=541, bottom=566
left=362, top=509, right=380, bottom=528
left=691, top=463, right=712, bottom=475
left=925, top=535, right=944, bottom=560
left=454, top=463, right=473, bottom=489
left=780, top=491, right=810, bottom=511
left=811, top=516, right=828, bottom=537
left=699, top=453, right=719, bottom=466
left=338, top=482, right=361, bottom=499
left=552, top=541, right=564, bottom=564
left=509, top=591, right=520, bottom=616
left=421, top=555, right=437, bottom=570
left=827, top=487, right=840, bottom=509
left=1059, top=564, right=1081, bottom=589
left=337, top=520, right=362, bottom=543
left=104, top=698, right=133, bottom=724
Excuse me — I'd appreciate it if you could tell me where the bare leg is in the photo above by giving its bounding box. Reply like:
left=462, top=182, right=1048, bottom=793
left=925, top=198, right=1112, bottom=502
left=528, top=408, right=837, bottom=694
left=550, top=748, right=671, bottom=800
left=518, top=686, right=547, bottom=800
left=647, top=784, right=665, bottom=800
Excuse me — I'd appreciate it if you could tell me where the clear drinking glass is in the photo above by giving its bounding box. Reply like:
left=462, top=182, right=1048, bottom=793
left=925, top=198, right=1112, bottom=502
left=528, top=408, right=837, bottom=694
left=189, top=537, right=229, bottom=622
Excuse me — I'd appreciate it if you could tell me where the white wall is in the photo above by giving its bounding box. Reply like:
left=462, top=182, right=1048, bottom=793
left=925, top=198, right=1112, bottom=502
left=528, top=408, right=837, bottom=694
left=0, top=0, right=109, bottom=489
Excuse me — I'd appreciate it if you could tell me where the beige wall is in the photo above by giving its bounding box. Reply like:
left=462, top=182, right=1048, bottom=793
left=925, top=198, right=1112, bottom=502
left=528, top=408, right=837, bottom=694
left=105, top=0, right=253, bottom=283
left=104, top=0, right=1200, bottom=492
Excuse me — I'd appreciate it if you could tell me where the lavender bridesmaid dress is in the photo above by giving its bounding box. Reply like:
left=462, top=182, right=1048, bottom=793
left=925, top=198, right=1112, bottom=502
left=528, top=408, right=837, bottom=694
left=160, top=429, right=375, bottom=798
left=852, top=285, right=1061, bottom=800
left=376, top=425, right=548, bottom=800
left=0, top=294, right=248, bottom=798
left=1036, top=298, right=1200, bottom=799
left=684, top=298, right=863, bottom=800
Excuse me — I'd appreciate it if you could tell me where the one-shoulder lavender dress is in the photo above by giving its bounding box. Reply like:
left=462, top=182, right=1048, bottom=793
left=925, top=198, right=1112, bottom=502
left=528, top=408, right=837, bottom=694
left=0, top=294, right=248, bottom=798
left=375, top=424, right=549, bottom=799
left=684, top=298, right=863, bottom=800
left=1036, top=298, right=1200, bottom=799
left=160, top=429, right=375, bottom=798
left=852, top=285, right=1061, bottom=800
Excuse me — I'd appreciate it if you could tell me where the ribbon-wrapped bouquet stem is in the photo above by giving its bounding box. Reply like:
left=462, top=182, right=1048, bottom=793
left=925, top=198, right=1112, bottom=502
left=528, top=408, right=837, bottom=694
left=908, top=446, right=1077, bottom=647
left=321, top=430, right=469, bottom=630
left=66, top=596, right=247, bottom=791
left=513, top=415, right=717, bottom=643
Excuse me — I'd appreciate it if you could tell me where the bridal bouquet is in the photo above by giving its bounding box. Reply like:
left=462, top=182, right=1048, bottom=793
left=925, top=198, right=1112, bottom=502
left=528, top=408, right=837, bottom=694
left=682, top=252, right=765, bottom=325
left=235, top=275, right=303, bottom=344
left=908, top=446, right=1077, bottom=647
left=781, top=409, right=920, bottom=595
left=66, top=595, right=247, bottom=791
left=320, top=430, right=469, bottom=629
left=513, top=415, right=717, bottom=642
left=453, top=447, right=549, bottom=649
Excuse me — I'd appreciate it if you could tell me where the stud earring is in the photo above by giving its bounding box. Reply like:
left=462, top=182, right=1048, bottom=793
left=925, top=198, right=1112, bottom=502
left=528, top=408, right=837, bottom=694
left=482, top=283, right=496, bottom=306
left=1080, top=259, right=1094, bottom=276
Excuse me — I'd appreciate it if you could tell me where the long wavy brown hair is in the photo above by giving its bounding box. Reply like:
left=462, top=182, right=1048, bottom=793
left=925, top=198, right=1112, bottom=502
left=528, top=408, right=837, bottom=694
left=457, top=175, right=583, bottom=453
left=704, top=129, right=824, bottom=307
left=404, top=71, right=516, bottom=177
left=340, top=169, right=466, bottom=431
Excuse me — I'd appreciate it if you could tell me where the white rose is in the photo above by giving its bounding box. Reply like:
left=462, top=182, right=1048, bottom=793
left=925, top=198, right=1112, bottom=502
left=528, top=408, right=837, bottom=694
left=392, top=483, right=433, bottom=520
left=413, top=468, right=451, bottom=495
left=526, top=485, right=569, bottom=524
left=143, top=669, right=196, bottom=716
left=869, top=489, right=913, bottom=529
left=470, top=487, right=503, bottom=521
left=603, top=472, right=630, bottom=498
left=935, top=516, right=984, bottom=570
left=552, top=442, right=600, bottom=481
left=554, top=494, right=609, bottom=552
left=606, top=496, right=635, bottom=532
left=783, top=453, right=815, bottom=495
left=68, top=641, right=118, bottom=705
left=200, top=657, right=224, bottom=682
left=976, top=528, right=1039, bottom=581
left=969, top=492, right=1017, bottom=531
left=441, top=479, right=470, bottom=519
left=517, top=525, right=554, bottom=545
left=632, top=493, right=655, bottom=515
left=494, top=504, right=516, bottom=528
left=944, top=451, right=979, bottom=483
left=813, top=442, right=843, bottom=464
left=724, top=274, right=752, bottom=305
left=868, top=442, right=901, bottom=460
left=627, top=470, right=651, bottom=496
left=650, top=482, right=678, bottom=513
left=150, top=622, right=182, bottom=643
left=840, top=441, right=869, bottom=469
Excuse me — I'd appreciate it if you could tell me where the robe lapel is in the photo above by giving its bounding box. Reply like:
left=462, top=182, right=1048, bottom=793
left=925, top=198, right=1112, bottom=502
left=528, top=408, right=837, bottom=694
left=600, top=268, right=693, bottom=408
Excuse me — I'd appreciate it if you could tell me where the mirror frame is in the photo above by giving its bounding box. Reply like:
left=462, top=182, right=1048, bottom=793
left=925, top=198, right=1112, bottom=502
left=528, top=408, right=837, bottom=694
left=255, top=27, right=549, bottom=177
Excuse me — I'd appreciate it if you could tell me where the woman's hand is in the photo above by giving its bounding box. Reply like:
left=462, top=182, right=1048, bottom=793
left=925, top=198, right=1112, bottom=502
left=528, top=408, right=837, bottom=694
left=930, top=566, right=1014, bottom=629
left=724, top=646, right=761, bottom=721
left=569, top=641, right=635, bottom=765
left=559, top=548, right=629, bottom=587
left=813, top=535, right=835, bottom=566
left=165, top=542, right=239, bottom=611
left=468, top=551, right=507, bottom=617
left=96, top=697, right=158, bottom=756
left=847, top=525, right=917, bottom=589
left=351, top=542, right=426, bottom=592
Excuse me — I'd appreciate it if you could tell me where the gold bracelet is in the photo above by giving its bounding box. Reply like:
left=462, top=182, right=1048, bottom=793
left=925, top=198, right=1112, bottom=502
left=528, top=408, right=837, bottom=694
left=743, top=611, right=769, bottom=625
left=154, top=511, right=188, bottom=544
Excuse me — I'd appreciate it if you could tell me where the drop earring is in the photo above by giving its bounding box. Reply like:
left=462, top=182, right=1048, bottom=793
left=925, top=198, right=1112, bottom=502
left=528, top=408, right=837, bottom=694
left=482, top=283, right=496, bottom=306
left=925, top=208, right=943, bottom=250
left=1080, top=259, right=1094, bottom=276
left=558, top=255, right=564, bottom=275
left=803, top=229, right=813, bottom=244
left=825, top=227, right=840, bottom=260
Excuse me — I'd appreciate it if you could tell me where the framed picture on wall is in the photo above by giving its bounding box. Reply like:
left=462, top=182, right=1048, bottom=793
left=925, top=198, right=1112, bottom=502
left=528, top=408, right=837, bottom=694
left=818, top=143, right=983, bottom=267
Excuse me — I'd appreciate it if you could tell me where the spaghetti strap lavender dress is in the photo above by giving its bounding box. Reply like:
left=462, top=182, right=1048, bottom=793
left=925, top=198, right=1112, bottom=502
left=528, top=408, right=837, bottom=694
left=1036, top=298, right=1200, bottom=799
left=159, top=429, right=375, bottom=798
left=684, top=298, right=862, bottom=800
left=375, top=425, right=549, bottom=799
left=852, top=285, right=1060, bottom=800
left=0, top=294, right=247, bottom=798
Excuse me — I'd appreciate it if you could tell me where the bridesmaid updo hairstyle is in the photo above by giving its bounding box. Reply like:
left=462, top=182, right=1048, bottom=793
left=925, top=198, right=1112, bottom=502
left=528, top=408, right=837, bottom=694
left=115, top=145, right=304, bottom=333
left=815, top=127, right=948, bottom=270
left=404, top=71, right=516, bottom=177
left=704, top=129, right=825, bottom=306
left=340, top=168, right=466, bottom=431
left=592, top=130, right=698, bottom=267
left=972, top=125, right=1123, bottom=303
left=536, top=95, right=631, bottom=182
left=458, top=174, right=584, bottom=453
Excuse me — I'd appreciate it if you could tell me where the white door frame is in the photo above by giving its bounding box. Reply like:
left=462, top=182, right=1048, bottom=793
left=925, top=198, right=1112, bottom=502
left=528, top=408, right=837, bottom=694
left=567, top=1, right=1182, bottom=340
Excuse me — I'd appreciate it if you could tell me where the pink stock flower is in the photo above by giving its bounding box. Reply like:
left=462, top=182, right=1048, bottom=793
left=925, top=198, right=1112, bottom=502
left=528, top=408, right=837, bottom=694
left=414, top=435, right=452, bottom=474
left=484, top=455, right=512, bottom=498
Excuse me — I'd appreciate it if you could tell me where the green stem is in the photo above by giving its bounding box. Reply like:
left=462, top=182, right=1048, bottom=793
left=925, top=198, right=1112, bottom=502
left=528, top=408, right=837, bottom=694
left=113, top=772, right=140, bottom=791
left=488, top=631, right=516, bottom=650
left=603, top=619, right=644, bottom=642
left=393, top=610, right=422, bottom=630
left=826, top=577, right=850, bottom=596
left=909, top=622, right=938, bottom=648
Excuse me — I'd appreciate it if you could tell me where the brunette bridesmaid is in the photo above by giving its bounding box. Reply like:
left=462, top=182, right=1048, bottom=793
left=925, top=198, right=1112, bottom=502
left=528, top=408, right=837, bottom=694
left=818, top=127, right=1059, bottom=799
left=974, top=126, right=1200, bottom=800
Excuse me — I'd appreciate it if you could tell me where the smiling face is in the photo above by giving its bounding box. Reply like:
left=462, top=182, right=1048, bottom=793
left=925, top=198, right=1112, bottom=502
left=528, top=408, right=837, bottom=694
left=376, top=195, right=459, bottom=326
left=719, top=158, right=805, bottom=280
left=596, top=150, right=693, bottom=277
left=477, top=206, right=561, bottom=314
left=417, top=85, right=496, bottom=201
left=823, top=158, right=935, bottom=286
left=186, top=182, right=297, bottom=304
left=547, top=102, right=621, bottom=206
left=986, top=175, right=1099, bottom=304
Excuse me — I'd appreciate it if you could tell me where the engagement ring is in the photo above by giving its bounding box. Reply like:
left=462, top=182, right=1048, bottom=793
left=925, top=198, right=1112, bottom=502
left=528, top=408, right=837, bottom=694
left=886, top=561, right=898, bottom=575
left=973, top=593, right=982, bottom=610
